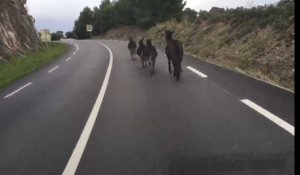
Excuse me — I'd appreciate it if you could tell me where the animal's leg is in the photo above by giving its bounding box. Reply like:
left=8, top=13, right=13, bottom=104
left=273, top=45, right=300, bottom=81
left=172, top=61, right=177, bottom=77
left=142, top=56, right=146, bottom=67
left=149, top=57, right=152, bottom=73
left=150, top=57, right=155, bottom=74
left=176, top=63, right=180, bottom=81
left=133, top=49, right=137, bottom=60
left=145, top=57, right=149, bottom=67
left=168, top=59, right=172, bottom=74
left=130, top=50, right=134, bottom=60
left=153, top=58, right=156, bottom=73
left=179, top=62, right=182, bottom=72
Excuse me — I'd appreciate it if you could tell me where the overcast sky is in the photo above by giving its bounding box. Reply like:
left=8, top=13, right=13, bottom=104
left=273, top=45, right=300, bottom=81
left=27, top=0, right=280, bottom=33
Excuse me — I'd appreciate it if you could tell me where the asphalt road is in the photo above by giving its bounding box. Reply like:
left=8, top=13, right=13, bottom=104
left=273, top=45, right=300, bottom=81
left=0, top=39, right=294, bottom=175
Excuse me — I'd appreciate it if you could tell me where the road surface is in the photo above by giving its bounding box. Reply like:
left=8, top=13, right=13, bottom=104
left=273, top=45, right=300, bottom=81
left=0, top=39, right=294, bottom=175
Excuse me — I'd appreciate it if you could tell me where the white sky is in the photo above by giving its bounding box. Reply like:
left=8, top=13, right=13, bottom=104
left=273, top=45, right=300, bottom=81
left=26, top=0, right=280, bottom=33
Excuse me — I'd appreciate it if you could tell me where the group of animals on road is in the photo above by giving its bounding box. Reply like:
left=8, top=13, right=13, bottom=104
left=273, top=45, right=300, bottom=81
left=127, top=30, right=183, bottom=81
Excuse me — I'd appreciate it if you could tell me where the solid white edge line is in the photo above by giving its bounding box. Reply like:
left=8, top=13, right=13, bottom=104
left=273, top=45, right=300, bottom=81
left=4, top=82, right=32, bottom=98
left=65, top=57, right=72, bottom=62
left=62, top=42, right=113, bottom=175
left=241, top=99, right=294, bottom=136
left=48, top=66, right=59, bottom=73
left=186, top=66, right=208, bottom=78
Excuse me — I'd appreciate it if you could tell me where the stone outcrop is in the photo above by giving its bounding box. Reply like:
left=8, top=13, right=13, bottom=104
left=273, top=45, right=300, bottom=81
left=0, top=0, right=40, bottom=59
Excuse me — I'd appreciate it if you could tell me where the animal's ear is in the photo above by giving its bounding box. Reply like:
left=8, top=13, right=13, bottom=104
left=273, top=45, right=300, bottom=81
left=165, top=30, right=169, bottom=34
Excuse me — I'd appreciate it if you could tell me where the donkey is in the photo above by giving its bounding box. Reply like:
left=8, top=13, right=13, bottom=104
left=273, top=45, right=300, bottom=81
left=165, top=30, right=183, bottom=81
left=146, top=39, right=158, bottom=74
left=128, top=37, right=137, bottom=61
left=137, top=37, right=148, bottom=68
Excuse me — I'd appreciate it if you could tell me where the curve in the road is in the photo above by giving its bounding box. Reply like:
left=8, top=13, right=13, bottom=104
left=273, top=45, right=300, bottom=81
left=62, top=42, right=113, bottom=175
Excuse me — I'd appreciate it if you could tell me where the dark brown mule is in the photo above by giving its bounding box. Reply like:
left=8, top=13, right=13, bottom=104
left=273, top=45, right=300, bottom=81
left=146, top=39, right=158, bottom=74
left=128, top=37, right=137, bottom=61
left=137, top=37, right=148, bottom=68
left=165, top=30, right=183, bottom=81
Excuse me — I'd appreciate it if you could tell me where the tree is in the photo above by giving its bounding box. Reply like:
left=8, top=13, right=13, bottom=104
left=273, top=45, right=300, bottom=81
left=93, top=0, right=116, bottom=34
left=183, top=8, right=197, bottom=22
left=51, top=33, right=60, bottom=41
left=73, top=0, right=187, bottom=35
left=56, top=31, right=64, bottom=39
left=65, top=31, right=77, bottom=39
left=73, top=7, right=95, bottom=39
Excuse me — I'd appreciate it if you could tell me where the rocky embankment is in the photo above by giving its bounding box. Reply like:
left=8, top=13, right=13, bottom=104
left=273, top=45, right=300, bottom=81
left=0, top=0, right=40, bottom=61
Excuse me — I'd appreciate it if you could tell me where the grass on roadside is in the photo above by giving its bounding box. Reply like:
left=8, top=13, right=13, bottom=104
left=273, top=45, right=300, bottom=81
left=0, top=42, right=69, bottom=89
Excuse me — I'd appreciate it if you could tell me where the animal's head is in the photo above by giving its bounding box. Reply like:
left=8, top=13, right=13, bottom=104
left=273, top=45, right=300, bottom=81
left=165, top=30, right=174, bottom=40
left=146, top=39, right=152, bottom=46
left=139, top=37, right=144, bottom=45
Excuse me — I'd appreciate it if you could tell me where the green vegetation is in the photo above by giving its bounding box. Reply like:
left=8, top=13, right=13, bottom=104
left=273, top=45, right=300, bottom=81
left=51, top=31, right=64, bottom=41
left=65, top=31, right=78, bottom=39
left=0, top=42, right=68, bottom=89
left=72, top=0, right=293, bottom=40
left=197, top=0, right=294, bottom=32
left=72, top=0, right=185, bottom=39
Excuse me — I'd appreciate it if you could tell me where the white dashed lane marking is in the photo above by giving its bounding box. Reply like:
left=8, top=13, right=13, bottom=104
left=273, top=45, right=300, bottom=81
left=241, top=99, right=294, bottom=135
left=186, top=66, right=208, bottom=78
left=65, top=57, right=72, bottom=62
left=4, top=82, right=32, bottom=98
left=48, top=66, right=59, bottom=73
left=184, top=65, right=293, bottom=135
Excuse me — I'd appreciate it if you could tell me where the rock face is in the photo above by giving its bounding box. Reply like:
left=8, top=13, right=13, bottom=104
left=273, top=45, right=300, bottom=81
left=0, top=0, right=40, bottom=59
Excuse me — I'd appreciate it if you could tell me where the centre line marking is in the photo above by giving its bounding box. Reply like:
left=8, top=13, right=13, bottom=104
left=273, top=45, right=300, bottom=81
left=65, top=57, right=72, bottom=62
left=48, top=65, right=59, bottom=73
left=62, top=42, right=113, bottom=175
left=4, top=82, right=32, bottom=98
left=241, top=99, right=294, bottom=135
left=187, top=66, right=208, bottom=78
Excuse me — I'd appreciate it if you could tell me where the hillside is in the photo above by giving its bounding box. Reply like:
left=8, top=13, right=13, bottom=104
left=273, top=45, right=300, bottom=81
left=92, top=26, right=146, bottom=40
left=146, top=20, right=294, bottom=90
left=0, top=0, right=40, bottom=61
